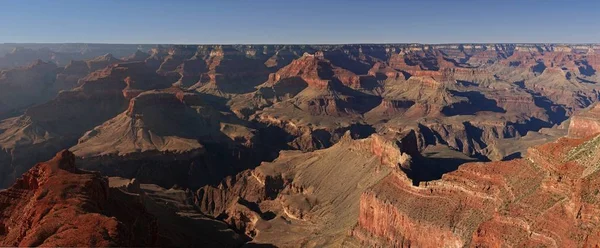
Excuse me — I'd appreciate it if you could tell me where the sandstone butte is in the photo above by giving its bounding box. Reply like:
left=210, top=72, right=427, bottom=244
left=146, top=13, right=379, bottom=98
left=0, top=150, right=157, bottom=247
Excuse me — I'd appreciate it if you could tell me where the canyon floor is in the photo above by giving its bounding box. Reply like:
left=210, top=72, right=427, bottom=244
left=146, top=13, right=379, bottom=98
left=1, top=43, right=600, bottom=247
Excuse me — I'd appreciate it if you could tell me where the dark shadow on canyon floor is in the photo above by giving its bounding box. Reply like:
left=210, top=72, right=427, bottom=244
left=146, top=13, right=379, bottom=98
left=402, top=148, right=482, bottom=186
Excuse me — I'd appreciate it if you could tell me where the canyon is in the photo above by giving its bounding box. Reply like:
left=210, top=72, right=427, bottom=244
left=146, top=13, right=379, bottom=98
left=0, top=43, right=600, bottom=246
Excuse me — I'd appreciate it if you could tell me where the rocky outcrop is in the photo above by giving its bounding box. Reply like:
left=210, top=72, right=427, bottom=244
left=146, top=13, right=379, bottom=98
left=263, top=52, right=365, bottom=90
left=196, top=132, right=419, bottom=247
left=351, top=133, right=600, bottom=247
left=569, top=103, right=600, bottom=138
left=0, top=150, right=157, bottom=247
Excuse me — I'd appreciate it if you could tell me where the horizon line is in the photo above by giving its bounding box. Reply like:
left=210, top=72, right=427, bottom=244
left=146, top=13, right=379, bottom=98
left=3, top=42, right=600, bottom=46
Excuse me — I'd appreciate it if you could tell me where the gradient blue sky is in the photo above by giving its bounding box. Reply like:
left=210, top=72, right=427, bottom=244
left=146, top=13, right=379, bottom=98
left=1, top=0, right=599, bottom=44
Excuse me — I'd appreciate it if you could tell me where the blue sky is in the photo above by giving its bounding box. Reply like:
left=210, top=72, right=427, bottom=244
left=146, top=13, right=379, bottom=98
left=0, top=0, right=599, bottom=44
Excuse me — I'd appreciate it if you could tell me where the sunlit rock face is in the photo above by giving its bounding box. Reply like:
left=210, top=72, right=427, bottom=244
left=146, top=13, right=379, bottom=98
left=569, top=104, right=600, bottom=138
left=352, top=133, right=600, bottom=247
left=0, top=43, right=600, bottom=246
left=0, top=150, right=158, bottom=247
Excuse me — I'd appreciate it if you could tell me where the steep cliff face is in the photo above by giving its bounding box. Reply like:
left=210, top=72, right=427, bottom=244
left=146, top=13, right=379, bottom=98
left=569, top=103, right=600, bottom=138
left=352, top=133, right=600, bottom=247
left=196, top=132, right=418, bottom=247
left=72, top=90, right=207, bottom=158
left=0, top=150, right=157, bottom=247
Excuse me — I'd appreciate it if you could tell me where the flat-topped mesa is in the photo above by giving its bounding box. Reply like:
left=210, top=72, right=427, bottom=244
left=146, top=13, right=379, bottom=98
left=569, top=104, right=600, bottom=138
left=125, top=88, right=195, bottom=116
left=73, top=88, right=206, bottom=158
left=0, top=150, right=158, bottom=246
left=74, top=61, right=170, bottom=99
left=71, top=87, right=261, bottom=188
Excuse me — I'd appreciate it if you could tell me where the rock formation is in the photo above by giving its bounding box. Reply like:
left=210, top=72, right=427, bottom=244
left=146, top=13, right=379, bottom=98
left=569, top=103, right=600, bottom=138
left=0, top=62, right=171, bottom=187
left=196, top=131, right=419, bottom=247
left=71, top=87, right=263, bottom=189
left=1, top=43, right=600, bottom=246
left=0, top=150, right=157, bottom=246
left=352, top=130, right=600, bottom=247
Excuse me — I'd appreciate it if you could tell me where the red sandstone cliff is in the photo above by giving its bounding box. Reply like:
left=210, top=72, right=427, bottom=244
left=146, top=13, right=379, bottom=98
left=352, top=133, right=600, bottom=247
left=0, top=150, right=157, bottom=247
left=569, top=103, right=600, bottom=138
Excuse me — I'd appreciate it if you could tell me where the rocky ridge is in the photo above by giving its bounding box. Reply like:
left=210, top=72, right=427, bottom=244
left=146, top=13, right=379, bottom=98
left=0, top=150, right=157, bottom=246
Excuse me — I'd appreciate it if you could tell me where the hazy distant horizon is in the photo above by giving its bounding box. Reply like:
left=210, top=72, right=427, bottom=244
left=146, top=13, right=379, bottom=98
left=3, top=42, right=600, bottom=46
